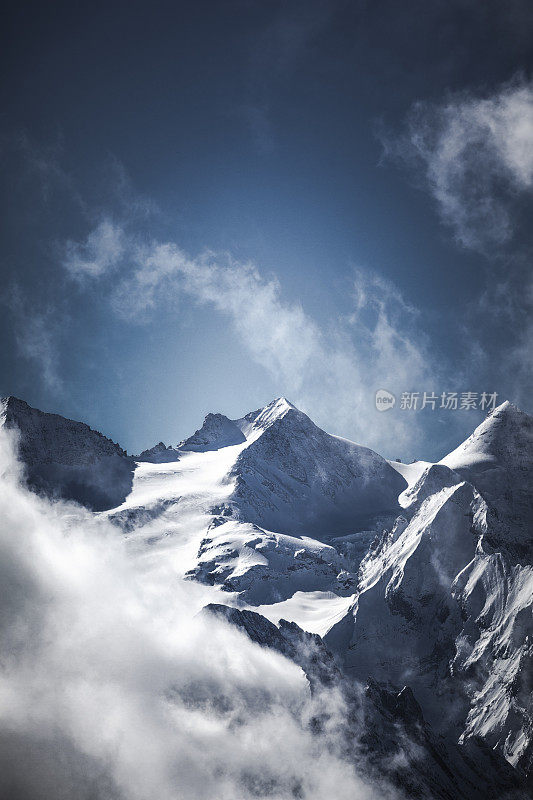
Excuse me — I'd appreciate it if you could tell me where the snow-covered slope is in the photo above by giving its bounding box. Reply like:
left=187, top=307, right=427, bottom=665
left=1, top=396, right=134, bottom=510
left=186, top=518, right=354, bottom=605
left=4, top=393, right=532, bottom=796
left=325, top=402, right=533, bottom=776
left=441, top=401, right=533, bottom=554
left=107, top=400, right=379, bottom=607
left=388, top=457, right=433, bottom=493
left=226, top=398, right=406, bottom=538
left=124, top=398, right=402, bottom=607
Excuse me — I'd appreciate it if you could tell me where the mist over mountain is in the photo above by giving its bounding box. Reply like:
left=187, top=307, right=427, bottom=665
left=1, top=394, right=532, bottom=798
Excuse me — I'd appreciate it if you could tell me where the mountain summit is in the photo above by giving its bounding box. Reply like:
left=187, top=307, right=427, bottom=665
left=226, top=398, right=406, bottom=537
left=178, top=397, right=299, bottom=452
left=137, top=395, right=406, bottom=537
left=441, top=400, right=533, bottom=473
left=441, top=400, right=533, bottom=549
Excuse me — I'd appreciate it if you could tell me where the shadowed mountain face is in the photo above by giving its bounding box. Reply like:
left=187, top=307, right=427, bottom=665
left=325, top=403, right=533, bottom=776
left=226, top=399, right=407, bottom=538
left=178, top=412, right=247, bottom=452
left=1, top=397, right=134, bottom=511
left=440, top=401, right=533, bottom=555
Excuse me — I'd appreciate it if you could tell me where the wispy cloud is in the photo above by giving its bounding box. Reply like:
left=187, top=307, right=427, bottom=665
left=0, top=130, right=85, bottom=210
left=113, top=244, right=323, bottom=391
left=63, top=219, right=126, bottom=278
left=383, top=78, right=533, bottom=413
left=62, top=225, right=439, bottom=455
left=7, top=288, right=64, bottom=392
left=349, top=268, right=430, bottom=394
left=385, top=77, right=533, bottom=252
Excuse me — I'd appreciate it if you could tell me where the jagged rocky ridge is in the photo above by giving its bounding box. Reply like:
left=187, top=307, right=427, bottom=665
left=3, top=394, right=533, bottom=798
left=0, top=396, right=134, bottom=510
left=202, top=603, right=528, bottom=799
left=135, top=441, right=181, bottom=462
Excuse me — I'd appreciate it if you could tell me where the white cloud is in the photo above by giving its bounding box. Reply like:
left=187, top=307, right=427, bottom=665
left=63, top=219, right=126, bottom=278
left=388, top=77, right=533, bottom=251
left=0, top=426, right=385, bottom=800
left=349, top=269, right=429, bottom=391
left=113, top=243, right=323, bottom=391
left=386, top=78, right=533, bottom=416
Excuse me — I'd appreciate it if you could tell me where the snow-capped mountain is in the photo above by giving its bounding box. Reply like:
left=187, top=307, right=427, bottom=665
left=178, top=412, right=247, bottom=451
left=441, top=400, right=533, bottom=554
left=326, top=401, right=533, bottom=774
left=2, top=393, right=532, bottom=797
left=225, top=397, right=406, bottom=538
left=137, top=397, right=405, bottom=540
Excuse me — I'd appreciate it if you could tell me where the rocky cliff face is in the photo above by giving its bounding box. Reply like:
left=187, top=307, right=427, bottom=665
left=178, top=412, right=246, bottom=452
left=135, top=441, right=181, bottom=462
left=1, top=396, right=134, bottom=510
left=325, top=403, right=533, bottom=775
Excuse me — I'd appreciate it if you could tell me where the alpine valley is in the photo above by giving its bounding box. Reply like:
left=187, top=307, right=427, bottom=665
left=1, top=394, right=532, bottom=800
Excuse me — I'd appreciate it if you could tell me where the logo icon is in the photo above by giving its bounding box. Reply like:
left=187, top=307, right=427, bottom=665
left=375, top=389, right=396, bottom=412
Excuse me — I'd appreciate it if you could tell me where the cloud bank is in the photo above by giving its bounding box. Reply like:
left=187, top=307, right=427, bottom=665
left=0, top=426, right=388, bottom=800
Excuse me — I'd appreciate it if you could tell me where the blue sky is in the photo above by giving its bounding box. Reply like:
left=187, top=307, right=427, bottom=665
left=1, top=0, right=532, bottom=459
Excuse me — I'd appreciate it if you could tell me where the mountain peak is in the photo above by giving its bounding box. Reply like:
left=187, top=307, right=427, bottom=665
left=135, top=441, right=181, bottom=463
left=228, top=397, right=405, bottom=537
left=487, top=399, right=533, bottom=425
left=179, top=412, right=246, bottom=452
left=440, top=400, right=533, bottom=545
left=271, top=396, right=296, bottom=410
left=442, top=399, right=533, bottom=471
left=245, top=396, right=304, bottom=432
left=1, top=395, right=30, bottom=413
left=257, top=396, right=297, bottom=418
